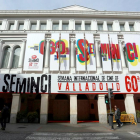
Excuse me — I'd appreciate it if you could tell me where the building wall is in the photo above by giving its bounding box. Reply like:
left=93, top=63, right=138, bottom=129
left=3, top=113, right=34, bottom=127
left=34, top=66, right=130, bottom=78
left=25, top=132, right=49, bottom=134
left=0, top=8, right=140, bottom=124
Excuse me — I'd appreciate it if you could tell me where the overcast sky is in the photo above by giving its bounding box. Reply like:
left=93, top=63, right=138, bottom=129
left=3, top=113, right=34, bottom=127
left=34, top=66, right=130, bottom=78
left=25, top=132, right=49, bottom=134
left=0, top=0, right=140, bottom=11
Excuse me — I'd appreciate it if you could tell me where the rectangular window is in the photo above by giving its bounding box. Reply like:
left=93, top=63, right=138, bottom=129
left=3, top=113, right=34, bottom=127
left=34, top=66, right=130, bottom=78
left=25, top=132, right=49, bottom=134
left=18, top=23, right=24, bottom=30
left=75, top=23, right=81, bottom=30
left=0, top=23, right=2, bottom=30
left=53, top=23, right=59, bottom=30
left=62, top=23, right=69, bottom=30
left=120, top=24, right=125, bottom=31
left=98, top=23, right=103, bottom=31
left=31, top=23, right=37, bottom=30
left=9, top=23, right=14, bottom=30
left=40, top=23, right=46, bottom=30
left=85, top=23, right=91, bottom=30
left=107, top=24, right=112, bottom=31
left=129, top=24, right=134, bottom=31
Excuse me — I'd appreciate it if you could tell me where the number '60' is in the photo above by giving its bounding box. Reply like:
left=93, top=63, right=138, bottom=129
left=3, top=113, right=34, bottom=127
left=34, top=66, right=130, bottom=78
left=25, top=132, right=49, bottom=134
left=125, top=76, right=138, bottom=92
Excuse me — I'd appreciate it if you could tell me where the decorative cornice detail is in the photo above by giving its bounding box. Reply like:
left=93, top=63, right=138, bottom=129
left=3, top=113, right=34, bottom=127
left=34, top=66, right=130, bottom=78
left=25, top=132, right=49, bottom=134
left=0, top=10, right=140, bottom=18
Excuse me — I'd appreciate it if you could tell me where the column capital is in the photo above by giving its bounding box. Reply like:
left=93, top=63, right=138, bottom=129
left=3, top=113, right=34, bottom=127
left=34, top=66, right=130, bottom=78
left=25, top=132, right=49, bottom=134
left=126, top=94, right=134, bottom=97
left=121, top=41, right=125, bottom=46
left=22, top=39, right=26, bottom=43
left=46, top=39, right=50, bottom=42
left=118, top=40, right=122, bottom=43
left=70, top=39, right=75, bottom=43
left=70, top=94, right=77, bottom=97
left=98, top=94, right=106, bottom=98
left=95, top=40, right=100, bottom=44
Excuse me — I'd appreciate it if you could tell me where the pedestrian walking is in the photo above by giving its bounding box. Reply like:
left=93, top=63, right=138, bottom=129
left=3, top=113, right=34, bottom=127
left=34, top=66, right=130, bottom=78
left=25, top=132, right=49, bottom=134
left=0, top=104, right=9, bottom=130
left=114, top=105, right=123, bottom=128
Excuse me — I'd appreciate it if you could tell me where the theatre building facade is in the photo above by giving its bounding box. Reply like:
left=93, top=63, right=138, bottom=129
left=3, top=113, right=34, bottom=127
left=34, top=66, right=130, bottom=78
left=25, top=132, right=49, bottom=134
left=0, top=5, right=140, bottom=124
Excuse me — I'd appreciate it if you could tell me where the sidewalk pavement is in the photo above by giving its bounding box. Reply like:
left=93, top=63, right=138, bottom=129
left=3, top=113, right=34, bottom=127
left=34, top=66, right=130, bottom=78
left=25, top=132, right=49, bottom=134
left=3, top=122, right=140, bottom=133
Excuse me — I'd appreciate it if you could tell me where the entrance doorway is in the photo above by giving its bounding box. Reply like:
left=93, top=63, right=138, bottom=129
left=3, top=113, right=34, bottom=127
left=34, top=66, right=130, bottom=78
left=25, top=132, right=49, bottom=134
left=77, top=94, right=90, bottom=121
left=53, top=94, right=70, bottom=121
left=108, top=94, right=125, bottom=113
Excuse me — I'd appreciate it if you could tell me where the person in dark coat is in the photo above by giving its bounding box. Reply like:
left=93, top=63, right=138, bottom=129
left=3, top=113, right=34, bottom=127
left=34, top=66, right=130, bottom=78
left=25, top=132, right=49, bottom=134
left=114, top=105, right=123, bottom=128
left=0, top=104, right=9, bottom=130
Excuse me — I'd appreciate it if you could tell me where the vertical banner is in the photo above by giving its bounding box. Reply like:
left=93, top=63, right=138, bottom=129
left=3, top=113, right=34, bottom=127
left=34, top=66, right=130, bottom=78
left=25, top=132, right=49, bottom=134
left=85, top=34, right=96, bottom=71
left=60, top=33, right=69, bottom=71
left=50, top=33, right=59, bottom=71
left=100, top=34, right=112, bottom=71
left=76, top=33, right=85, bottom=71
left=23, top=33, right=45, bottom=71
left=110, top=34, right=122, bottom=71
left=124, top=34, right=140, bottom=71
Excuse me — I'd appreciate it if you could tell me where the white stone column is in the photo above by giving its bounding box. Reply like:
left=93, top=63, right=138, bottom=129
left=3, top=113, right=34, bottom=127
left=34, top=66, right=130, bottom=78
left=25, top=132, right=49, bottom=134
left=125, top=94, right=136, bottom=120
left=113, top=20, right=120, bottom=31
left=124, top=21, right=130, bottom=31
left=40, top=94, right=49, bottom=124
left=70, top=39, right=76, bottom=74
left=119, top=40, right=125, bottom=68
left=47, top=19, right=52, bottom=30
left=36, top=20, right=40, bottom=30
left=23, top=19, right=30, bottom=30
left=70, top=95, right=77, bottom=124
left=95, top=40, right=101, bottom=68
left=134, top=21, right=140, bottom=31
left=0, top=40, right=3, bottom=68
left=7, top=48, right=14, bottom=69
left=10, top=94, right=21, bottom=123
left=1, top=19, right=8, bottom=30
left=98, top=95, right=107, bottom=123
left=18, top=39, right=26, bottom=68
left=69, top=19, right=75, bottom=30
left=59, top=20, right=62, bottom=30
left=13, top=20, right=18, bottom=30
left=43, top=39, right=50, bottom=74
left=91, top=20, right=97, bottom=30
left=81, top=20, right=85, bottom=30
left=103, top=21, right=108, bottom=31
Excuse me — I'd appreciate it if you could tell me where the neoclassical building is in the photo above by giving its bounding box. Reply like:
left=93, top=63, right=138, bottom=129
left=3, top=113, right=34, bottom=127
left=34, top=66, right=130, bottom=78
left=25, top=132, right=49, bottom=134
left=0, top=5, right=140, bottom=124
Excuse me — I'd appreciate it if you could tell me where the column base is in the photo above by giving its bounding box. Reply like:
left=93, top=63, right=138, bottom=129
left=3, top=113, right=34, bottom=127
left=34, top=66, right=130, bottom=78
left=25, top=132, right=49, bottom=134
left=99, top=114, right=107, bottom=124
left=43, top=68, right=49, bottom=74
left=70, top=68, right=76, bottom=74
left=70, top=114, right=77, bottom=124
left=10, top=113, right=17, bottom=123
left=40, top=114, right=48, bottom=124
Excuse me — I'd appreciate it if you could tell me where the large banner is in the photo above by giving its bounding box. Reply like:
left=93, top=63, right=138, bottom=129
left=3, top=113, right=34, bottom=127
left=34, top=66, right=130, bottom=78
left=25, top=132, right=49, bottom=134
left=76, top=33, right=96, bottom=71
left=85, top=34, right=96, bottom=71
left=0, top=74, right=51, bottom=94
left=100, top=34, right=112, bottom=71
left=0, top=74, right=140, bottom=94
left=124, top=34, right=140, bottom=71
left=110, top=34, right=122, bottom=71
left=60, top=33, right=70, bottom=71
left=50, top=33, right=59, bottom=71
left=76, top=33, right=85, bottom=71
left=23, top=33, right=45, bottom=71
left=50, top=33, right=69, bottom=71
left=51, top=74, right=140, bottom=94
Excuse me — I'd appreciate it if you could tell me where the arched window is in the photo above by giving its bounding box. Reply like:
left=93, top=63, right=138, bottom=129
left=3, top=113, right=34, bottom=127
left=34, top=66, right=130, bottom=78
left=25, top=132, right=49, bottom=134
left=12, top=47, right=21, bottom=68
left=1, top=47, right=11, bottom=68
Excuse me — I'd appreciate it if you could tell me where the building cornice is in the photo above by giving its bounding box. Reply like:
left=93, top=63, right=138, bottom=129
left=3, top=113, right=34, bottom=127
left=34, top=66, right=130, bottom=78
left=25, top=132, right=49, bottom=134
left=0, top=10, right=140, bottom=18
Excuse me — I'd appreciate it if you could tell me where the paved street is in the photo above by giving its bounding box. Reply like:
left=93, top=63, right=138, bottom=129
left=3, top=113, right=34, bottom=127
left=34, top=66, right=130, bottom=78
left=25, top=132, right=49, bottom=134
left=0, top=123, right=140, bottom=140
